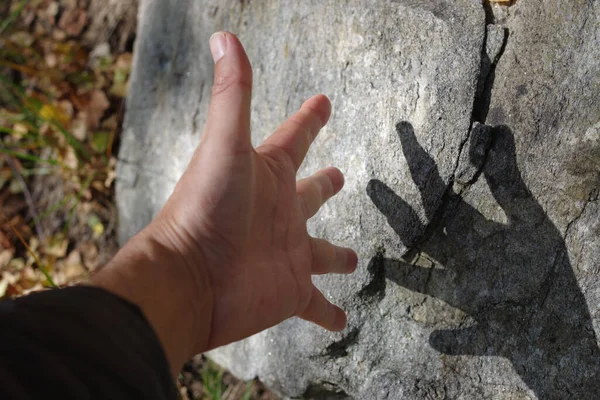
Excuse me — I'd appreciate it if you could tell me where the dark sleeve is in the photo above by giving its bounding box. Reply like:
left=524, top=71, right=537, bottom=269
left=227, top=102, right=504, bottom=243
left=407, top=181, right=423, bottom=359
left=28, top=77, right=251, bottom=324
left=0, top=286, right=177, bottom=400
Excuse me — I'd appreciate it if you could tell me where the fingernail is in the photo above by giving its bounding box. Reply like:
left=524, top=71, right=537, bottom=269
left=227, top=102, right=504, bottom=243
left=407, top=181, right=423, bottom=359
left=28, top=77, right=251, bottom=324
left=209, top=32, right=227, bottom=63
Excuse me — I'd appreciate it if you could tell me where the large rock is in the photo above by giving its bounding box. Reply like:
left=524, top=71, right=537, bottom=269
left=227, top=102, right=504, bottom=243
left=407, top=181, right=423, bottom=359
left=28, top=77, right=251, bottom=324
left=117, top=0, right=600, bottom=398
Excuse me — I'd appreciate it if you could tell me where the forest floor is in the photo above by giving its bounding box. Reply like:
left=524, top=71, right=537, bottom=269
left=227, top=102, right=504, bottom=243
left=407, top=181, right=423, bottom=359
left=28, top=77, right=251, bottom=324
left=0, top=1, right=276, bottom=399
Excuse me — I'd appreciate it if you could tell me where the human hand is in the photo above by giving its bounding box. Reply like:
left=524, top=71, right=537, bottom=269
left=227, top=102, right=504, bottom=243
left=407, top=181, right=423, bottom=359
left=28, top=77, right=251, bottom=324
left=94, top=31, right=357, bottom=372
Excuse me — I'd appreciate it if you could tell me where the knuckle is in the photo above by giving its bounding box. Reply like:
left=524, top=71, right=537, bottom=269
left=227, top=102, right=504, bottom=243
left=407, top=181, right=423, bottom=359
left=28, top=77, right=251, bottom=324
left=260, top=143, right=297, bottom=174
left=321, top=173, right=335, bottom=199
left=211, top=72, right=252, bottom=97
left=326, top=243, right=337, bottom=264
left=301, top=196, right=313, bottom=219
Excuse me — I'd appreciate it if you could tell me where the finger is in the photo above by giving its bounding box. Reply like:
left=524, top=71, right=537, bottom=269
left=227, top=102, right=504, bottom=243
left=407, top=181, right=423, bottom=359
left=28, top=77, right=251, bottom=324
left=310, top=238, right=358, bottom=275
left=204, top=31, right=253, bottom=153
left=297, top=285, right=347, bottom=332
left=260, top=94, right=331, bottom=171
left=297, top=167, right=344, bottom=219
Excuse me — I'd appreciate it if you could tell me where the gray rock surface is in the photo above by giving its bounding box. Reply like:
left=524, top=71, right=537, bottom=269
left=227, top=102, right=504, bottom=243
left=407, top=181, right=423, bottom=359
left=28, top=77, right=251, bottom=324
left=117, top=0, right=600, bottom=398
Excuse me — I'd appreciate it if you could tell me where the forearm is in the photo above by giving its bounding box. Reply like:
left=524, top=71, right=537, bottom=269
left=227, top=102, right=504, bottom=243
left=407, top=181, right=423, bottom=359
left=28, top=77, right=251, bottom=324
left=0, top=286, right=177, bottom=399
left=92, top=221, right=214, bottom=375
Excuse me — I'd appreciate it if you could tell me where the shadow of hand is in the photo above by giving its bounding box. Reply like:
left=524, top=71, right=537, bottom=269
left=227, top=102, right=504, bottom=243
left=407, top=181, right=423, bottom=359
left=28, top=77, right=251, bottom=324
left=367, top=122, right=600, bottom=399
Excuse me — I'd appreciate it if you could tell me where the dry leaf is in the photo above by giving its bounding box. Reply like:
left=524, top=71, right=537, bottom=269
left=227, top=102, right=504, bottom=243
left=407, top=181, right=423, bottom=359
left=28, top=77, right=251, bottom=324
left=21, top=283, right=44, bottom=296
left=61, top=0, right=78, bottom=10
left=64, top=249, right=82, bottom=266
left=52, top=29, right=68, bottom=41
left=39, top=103, right=71, bottom=127
left=71, top=111, right=88, bottom=140
left=45, top=52, right=58, bottom=68
left=9, top=31, right=35, bottom=47
left=8, top=258, right=25, bottom=271
left=86, top=90, right=110, bottom=129
left=87, top=213, right=104, bottom=238
left=104, top=167, right=116, bottom=188
left=79, top=241, right=99, bottom=270
left=58, top=8, right=88, bottom=37
left=0, top=278, right=8, bottom=298
left=42, top=236, right=68, bottom=258
left=63, top=145, right=79, bottom=169
left=101, top=114, right=118, bottom=131
left=12, top=123, right=29, bottom=139
left=0, top=249, right=14, bottom=269
left=0, top=271, right=19, bottom=298
left=21, top=266, right=41, bottom=289
left=61, top=250, right=86, bottom=280
left=46, top=2, right=60, bottom=20
left=64, top=263, right=86, bottom=280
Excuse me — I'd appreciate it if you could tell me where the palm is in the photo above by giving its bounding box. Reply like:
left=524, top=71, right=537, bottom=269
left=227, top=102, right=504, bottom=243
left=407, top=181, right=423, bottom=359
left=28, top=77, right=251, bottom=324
left=204, top=152, right=314, bottom=346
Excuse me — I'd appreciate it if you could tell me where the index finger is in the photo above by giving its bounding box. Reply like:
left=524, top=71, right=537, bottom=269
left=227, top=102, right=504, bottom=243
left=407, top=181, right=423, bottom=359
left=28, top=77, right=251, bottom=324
left=259, top=94, right=331, bottom=171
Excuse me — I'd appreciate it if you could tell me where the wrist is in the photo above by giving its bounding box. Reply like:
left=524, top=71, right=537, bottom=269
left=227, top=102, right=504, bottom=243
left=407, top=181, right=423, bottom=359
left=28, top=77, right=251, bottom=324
left=92, top=220, right=214, bottom=374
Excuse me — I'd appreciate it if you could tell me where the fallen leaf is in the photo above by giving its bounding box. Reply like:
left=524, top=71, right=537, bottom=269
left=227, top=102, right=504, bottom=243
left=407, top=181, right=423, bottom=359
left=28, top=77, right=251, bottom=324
left=21, top=283, right=44, bottom=295
left=86, top=90, right=110, bottom=129
left=52, top=29, right=68, bottom=41
left=62, top=145, right=79, bottom=169
left=9, top=179, right=24, bottom=194
left=12, top=123, right=28, bottom=139
left=64, top=263, right=86, bottom=280
left=115, top=53, right=133, bottom=70
left=42, top=235, right=68, bottom=258
left=101, top=114, right=118, bottom=130
left=21, top=266, right=41, bottom=289
left=79, top=241, right=98, bottom=269
left=91, top=131, right=110, bottom=153
left=87, top=213, right=104, bottom=238
left=0, top=271, right=19, bottom=298
left=9, top=31, right=35, bottom=47
left=58, top=8, right=87, bottom=37
left=110, top=53, right=133, bottom=97
left=104, top=167, right=116, bottom=188
left=46, top=2, right=60, bottom=22
left=0, top=278, right=8, bottom=298
left=64, top=249, right=82, bottom=266
left=8, top=258, right=25, bottom=271
left=71, top=111, right=88, bottom=140
left=60, top=250, right=86, bottom=280
left=0, top=249, right=14, bottom=269
left=39, top=103, right=71, bottom=127
left=89, top=42, right=112, bottom=69
left=61, top=0, right=78, bottom=10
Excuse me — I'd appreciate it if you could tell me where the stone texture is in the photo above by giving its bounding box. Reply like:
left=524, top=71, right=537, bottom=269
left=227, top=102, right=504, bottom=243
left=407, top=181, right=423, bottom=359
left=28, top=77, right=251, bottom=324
left=118, top=0, right=600, bottom=398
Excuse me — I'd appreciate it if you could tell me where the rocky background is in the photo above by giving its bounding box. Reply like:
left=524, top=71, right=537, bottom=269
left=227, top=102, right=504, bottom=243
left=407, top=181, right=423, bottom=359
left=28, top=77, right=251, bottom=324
left=118, top=0, right=600, bottom=398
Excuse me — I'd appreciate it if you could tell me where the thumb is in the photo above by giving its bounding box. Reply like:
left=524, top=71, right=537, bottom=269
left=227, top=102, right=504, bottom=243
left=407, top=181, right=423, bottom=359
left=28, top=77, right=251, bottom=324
left=204, top=31, right=253, bottom=153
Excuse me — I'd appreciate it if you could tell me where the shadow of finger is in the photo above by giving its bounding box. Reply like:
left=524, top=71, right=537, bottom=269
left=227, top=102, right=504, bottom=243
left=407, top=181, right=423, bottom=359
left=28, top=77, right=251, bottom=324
left=367, top=179, right=424, bottom=248
left=397, top=121, right=447, bottom=219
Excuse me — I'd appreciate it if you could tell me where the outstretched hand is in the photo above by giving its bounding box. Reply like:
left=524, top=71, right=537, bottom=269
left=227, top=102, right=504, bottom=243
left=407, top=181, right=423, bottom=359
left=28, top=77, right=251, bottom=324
left=93, top=32, right=357, bottom=373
